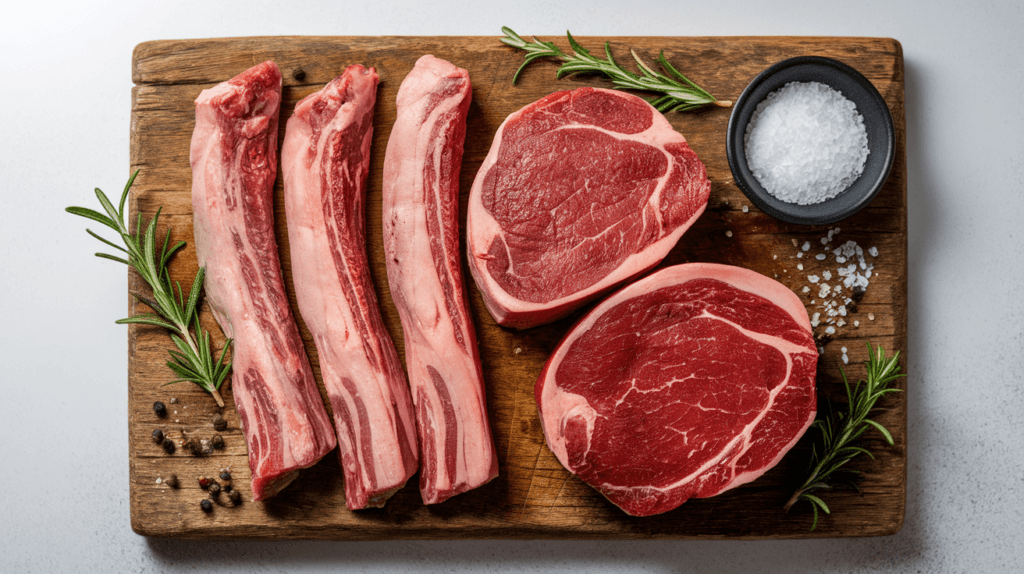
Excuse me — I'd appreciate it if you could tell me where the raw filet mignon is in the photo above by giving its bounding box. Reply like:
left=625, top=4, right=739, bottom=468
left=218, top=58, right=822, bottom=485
left=535, top=263, right=817, bottom=516
left=467, top=87, right=711, bottom=329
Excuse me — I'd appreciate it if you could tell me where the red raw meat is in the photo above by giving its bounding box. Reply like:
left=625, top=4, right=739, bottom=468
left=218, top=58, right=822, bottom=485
left=536, top=263, right=817, bottom=516
left=282, top=65, right=419, bottom=509
left=190, top=61, right=336, bottom=500
left=382, top=55, right=498, bottom=504
left=468, top=87, right=711, bottom=329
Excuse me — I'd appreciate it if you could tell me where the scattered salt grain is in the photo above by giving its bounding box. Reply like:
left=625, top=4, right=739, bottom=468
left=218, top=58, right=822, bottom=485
left=744, top=81, right=869, bottom=205
left=815, top=253, right=826, bottom=260
left=797, top=263, right=804, bottom=271
left=742, top=205, right=749, bottom=213
left=825, top=326, right=836, bottom=335
left=808, top=275, right=820, bottom=283
left=802, top=286, right=810, bottom=294
left=854, top=320, right=860, bottom=327
left=868, top=313, right=875, bottom=321
left=802, top=241, right=811, bottom=251
left=822, top=271, right=832, bottom=280
left=725, top=230, right=733, bottom=237
left=797, top=252, right=803, bottom=258
left=868, top=246, right=879, bottom=257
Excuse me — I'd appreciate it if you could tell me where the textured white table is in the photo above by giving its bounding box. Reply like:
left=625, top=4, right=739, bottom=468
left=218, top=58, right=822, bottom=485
left=3, top=0, right=1021, bottom=571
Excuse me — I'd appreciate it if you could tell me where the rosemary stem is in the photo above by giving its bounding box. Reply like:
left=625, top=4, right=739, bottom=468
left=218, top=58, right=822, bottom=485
left=783, top=490, right=801, bottom=512
left=210, top=387, right=225, bottom=408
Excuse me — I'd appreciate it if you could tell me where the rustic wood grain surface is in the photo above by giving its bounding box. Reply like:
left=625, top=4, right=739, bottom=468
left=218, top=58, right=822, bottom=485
left=128, top=35, right=906, bottom=539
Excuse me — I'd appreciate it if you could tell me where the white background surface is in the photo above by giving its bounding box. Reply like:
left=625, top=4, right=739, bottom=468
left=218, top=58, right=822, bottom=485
left=2, top=0, right=1022, bottom=572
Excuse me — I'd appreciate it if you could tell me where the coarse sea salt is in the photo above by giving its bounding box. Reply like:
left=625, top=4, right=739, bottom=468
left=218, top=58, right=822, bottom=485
left=744, top=81, right=869, bottom=205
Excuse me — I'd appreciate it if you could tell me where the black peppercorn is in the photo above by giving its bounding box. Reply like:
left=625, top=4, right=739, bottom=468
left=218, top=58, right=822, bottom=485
left=293, top=68, right=306, bottom=82
left=182, top=438, right=201, bottom=456
left=219, top=470, right=232, bottom=482
left=851, top=285, right=866, bottom=302
left=153, top=401, right=167, bottom=417
left=212, top=413, right=227, bottom=431
left=161, top=438, right=176, bottom=454
left=208, top=481, right=221, bottom=495
left=200, top=499, right=212, bottom=512
left=165, top=474, right=179, bottom=488
left=211, top=435, right=225, bottom=449
left=152, top=429, right=165, bottom=444
left=228, top=490, right=241, bottom=505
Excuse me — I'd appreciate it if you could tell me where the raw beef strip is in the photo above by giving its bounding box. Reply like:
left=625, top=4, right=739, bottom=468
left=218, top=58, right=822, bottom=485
left=382, top=55, right=498, bottom=504
left=467, top=87, right=711, bottom=329
left=190, top=61, right=336, bottom=501
left=536, top=263, right=817, bottom=516
left=282, top=65, right=419, bottom=509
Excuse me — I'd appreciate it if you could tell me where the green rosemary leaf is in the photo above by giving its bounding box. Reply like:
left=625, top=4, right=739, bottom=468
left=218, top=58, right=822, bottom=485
left=118, top=169, right=137, bottom=221
left=785, top=343, right=904, bottom=530
left=803, top=494, right=830, bottom=514
left=94, top=187, right=120, bottom=226
left=68, top=171, right=230, bottom=407
left=501, top=27, right=730, bottom=112
left=115, top=315, right=177, bottom=331
left=65, top=207, right=119, bottom=232
left=863, top=419, right=895, bottom=445
left=86, top=229, right=128, bottom=253
left=500, top=26, right=525, bottom=46
left=161, top=240, right=186, bottom=271
left=163, top=379, right=201, bottom=386
left=95, top=252, right=131, bottom=265
left=166, top=359, right=201, bottom=381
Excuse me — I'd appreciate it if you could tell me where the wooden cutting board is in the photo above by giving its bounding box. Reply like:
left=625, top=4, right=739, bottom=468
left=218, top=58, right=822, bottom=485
left=128, top=35, right=906, bottom=539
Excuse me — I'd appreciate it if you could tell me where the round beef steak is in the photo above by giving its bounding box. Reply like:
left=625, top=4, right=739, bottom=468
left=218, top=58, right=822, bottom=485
left=467, top=87, right=711, bottom=329
left=535, top=263, right=817, bottom=516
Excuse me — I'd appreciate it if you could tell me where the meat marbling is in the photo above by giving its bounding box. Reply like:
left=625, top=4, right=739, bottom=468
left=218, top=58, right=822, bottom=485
left=536, top=263, right=817, bottom=516
left=382, top=55, right=499, bottom=504
left=282, top=65, right=419, bottom=509
left=467, top=87, right=711, bottom=329
left=190, top=61, right=336, bottom=500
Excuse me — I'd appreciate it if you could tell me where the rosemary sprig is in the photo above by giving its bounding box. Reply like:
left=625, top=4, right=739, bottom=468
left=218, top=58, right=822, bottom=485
left=785, top=343, right=904, bottom=530
left=67, top=170, right=232, bottom=407
left=500, top=26, right=731, bottom=113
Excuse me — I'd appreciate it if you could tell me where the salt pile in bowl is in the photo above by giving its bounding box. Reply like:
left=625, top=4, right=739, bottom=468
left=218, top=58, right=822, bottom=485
left=744, top=81, right=869, bottom=205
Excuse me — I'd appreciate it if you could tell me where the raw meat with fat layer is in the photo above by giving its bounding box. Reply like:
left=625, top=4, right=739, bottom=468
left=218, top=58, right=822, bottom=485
left=383, top=55, right=498, bottom=504
left=468, top=87, right=711, bottom=329
left=190, top=61, right=336, bottom=500
left=282, top=65, right=419, bottom=509
left=536, top=263, right=817, bottom=516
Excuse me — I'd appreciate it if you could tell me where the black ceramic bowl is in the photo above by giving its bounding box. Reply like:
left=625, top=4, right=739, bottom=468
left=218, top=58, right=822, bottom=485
left=726, top=56, right=895, bottom=225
